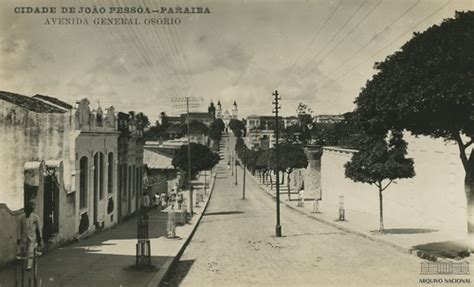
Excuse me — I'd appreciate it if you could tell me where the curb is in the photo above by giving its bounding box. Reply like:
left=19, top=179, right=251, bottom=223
left=147, top=171, right=218, bottom=287
left=247, top=171, right=417, bottom=256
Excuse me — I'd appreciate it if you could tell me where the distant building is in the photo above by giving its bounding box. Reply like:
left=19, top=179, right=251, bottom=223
left=314, top=114, right=344, bottom=124
left=215, top=100, right=238, bottom=129
left=180, top=112, right=213, bottom=127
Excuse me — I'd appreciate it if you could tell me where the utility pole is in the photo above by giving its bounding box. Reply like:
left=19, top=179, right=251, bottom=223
left=235, top=157, right=238, bottom=185
left=272, top=90, right=282, bottom=237
left=242, top=163, right=246, bottom=199
left=186, top=97, right=194, bottom=215
left=231, top=150, right=234, bottom=176
left=171, top=96, right=203, bottom=217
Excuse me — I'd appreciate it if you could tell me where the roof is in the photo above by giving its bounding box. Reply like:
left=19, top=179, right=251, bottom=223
left=144, top=149, right=175, bottom=170
left=0, top=91, right=67, bottom=113
left=33, top=94, right=73, bottom=110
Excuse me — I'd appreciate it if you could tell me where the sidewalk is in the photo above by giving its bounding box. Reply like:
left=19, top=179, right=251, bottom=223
left=248, top=171, right=473, bottom=262
left=0, top=171, right=217, bottom=287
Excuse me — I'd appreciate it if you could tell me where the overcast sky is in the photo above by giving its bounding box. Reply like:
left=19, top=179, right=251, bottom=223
left=1, top=0, right=472, bottom=121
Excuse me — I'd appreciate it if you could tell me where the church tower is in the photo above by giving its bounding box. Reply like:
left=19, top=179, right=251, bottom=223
left=216, top=100, right=222, bottom=119
left=232, top=100, right=238, bottom=119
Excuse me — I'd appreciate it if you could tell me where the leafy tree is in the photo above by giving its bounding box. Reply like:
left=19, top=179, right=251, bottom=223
left=271, top=143, right=308, bottom=200
left=229, top=118, right=246, bottom=137
left=144, top=121, right=163, bottom=140
left=209, top=120, right=223, bottom=149
left=128, top=111, right=150, bottom=130
left=214, top=118, right=225, bottom=132
left=172, top=143, right=220, bottom=186
left=255, top=149, right=273, bottom=184
left=345, top=131, right=415, bottom=232
left=354, top=11, right=474, bottom=234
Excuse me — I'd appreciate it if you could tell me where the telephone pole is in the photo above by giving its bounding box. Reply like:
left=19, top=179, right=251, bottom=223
left=186, top=97, right=193, bottom=214
left=242, top=163, right=246, bottom=199
left=272, top=90, right=282, bottom=237
left=171, top=96, right=203, bottom=216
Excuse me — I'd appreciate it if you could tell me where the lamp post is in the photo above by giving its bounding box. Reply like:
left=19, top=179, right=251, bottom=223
left=272, top=90, right=282, bottom=237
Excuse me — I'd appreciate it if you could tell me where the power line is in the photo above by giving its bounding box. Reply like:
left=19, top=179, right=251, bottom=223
left=301, top=0, right=382, bottom=75
left=302, top=0, right=422, bottom=98
left=299, top=0, right=369, bottom=75
left=274, top=0, right=344, bottom=88
left=308, top=0, right=452, bottom=97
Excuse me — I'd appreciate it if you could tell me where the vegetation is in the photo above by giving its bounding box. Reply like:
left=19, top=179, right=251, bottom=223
left=345, top=131, right=415, bottom=232
left=353, top=11, right=474, bottom=233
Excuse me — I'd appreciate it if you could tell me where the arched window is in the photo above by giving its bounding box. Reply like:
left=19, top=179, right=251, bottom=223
left=79, top=157, right=88, bottom=209
left=108, top=153, right=114, bottom=194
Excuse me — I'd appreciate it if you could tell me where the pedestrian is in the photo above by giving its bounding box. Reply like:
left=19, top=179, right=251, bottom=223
left=158, top=192, right=166, bottom=209
left=298, top=189, right=305, bottom=207
left=154, top=192, right=160, bottom=209
left=17, top=201, right=42, bottom=270
left=176, top=191, right=184, bottom=210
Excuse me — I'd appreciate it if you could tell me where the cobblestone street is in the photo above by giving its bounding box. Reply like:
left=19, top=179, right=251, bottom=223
left=162, top=137, right=423, bottom=287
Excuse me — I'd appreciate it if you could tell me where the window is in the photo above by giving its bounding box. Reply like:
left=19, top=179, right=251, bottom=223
left=79, top=157, right=88, bottom=209
left=108, top=153, right=114, bottom=194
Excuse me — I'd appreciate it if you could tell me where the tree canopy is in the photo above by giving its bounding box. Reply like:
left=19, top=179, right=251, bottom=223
left=172, top=143, right=220, bottom=180
left=352, top=11, right=473, bottom=232
left=354, top=11, right=473, bottom=165
left=344, top=131, right=415, bottom=232
left=229, top=118, right=246, bottom=137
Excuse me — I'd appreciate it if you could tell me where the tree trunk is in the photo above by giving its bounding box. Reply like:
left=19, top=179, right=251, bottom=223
left=281, top=171, right=285, bottom=184
left=270, top=172, right=273, bottom=190
left=379, top=186, right=384, bottom=233
left=287, top=173, right=291, bottom=201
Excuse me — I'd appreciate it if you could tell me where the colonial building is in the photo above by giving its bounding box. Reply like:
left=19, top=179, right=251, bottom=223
left=0, top=90, right=143, bottom=265
left=215, top=100, right=238, bottom=130
left=117, top=112, right=144, bottom=222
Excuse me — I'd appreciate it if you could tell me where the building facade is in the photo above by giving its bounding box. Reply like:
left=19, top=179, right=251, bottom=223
left=0, top=91, right=143, bottom=265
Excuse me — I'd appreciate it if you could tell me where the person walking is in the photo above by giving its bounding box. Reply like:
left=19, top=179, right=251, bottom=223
left=17, top=201, right=42, bottom=270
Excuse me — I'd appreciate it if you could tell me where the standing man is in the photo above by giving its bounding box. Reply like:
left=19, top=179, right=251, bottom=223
left=17, top=201, right=42, bottom=270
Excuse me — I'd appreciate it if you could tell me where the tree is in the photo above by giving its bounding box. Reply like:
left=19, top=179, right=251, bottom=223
left=144, top=121, right=163, bottom=140
left=128, top=111, right=150, bottom=130
left=228, top=118, right=246, bottom=137
left=214, top=118, right=225, bottom=133
left=172, top=143, right=220, bottom=186
left=209, top=120, right=223, bottom=149
left=354, top=11, right=474, bottom=234
left=345, top=131, right=415, bottom=232
left=272, top=143, right=308, bottom=200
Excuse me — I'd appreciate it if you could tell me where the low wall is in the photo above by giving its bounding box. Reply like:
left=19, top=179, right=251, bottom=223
left=320, top=135, right=468, bottom=234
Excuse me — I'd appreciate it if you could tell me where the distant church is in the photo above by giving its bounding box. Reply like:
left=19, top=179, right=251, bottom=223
left=208, top=100, right=238, bottom=130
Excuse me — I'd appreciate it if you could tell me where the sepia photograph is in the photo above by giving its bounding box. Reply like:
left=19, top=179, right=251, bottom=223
left=0, top=0, right=473, bottom=286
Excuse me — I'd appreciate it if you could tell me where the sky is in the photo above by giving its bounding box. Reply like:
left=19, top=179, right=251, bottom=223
left=0, top=0, right=472, bottom=122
